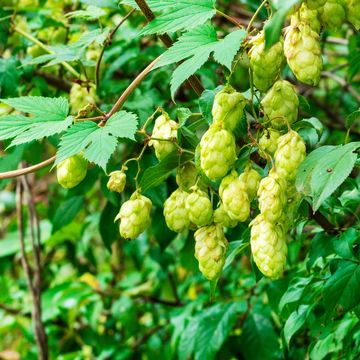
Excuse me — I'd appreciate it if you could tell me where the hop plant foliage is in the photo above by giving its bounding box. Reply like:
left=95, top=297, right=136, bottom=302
left=163, top=188, right=190, bottom=233
left=194, top=224, right=228, bottom=280
left=199, top=124, right=237, bottom=180
left=116, top=192, right=152, bottom=239
left=261, top=80, right=299, bottom=129
left=248, top=31, right=285, bottom=92
left=250, top=215, right=287, bottom=279
left=56, top=154, right=88, bottom=189
left=212, top=86, right=246, bottom=132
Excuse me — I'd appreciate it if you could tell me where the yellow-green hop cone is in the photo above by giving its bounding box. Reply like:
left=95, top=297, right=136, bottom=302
left=149, top=114, right=178, bottom=161
left=116, top=193, right=152, bottom=239
left=107, top=171, right=126, bottom=193
left=250, top=215, right=287, bottom=279
left=258, top=170, right=287, bottom=222
left=345, top=0, right=360, bottom=29
left=185, top=187, right=213, bottom=227
left=214, top=204, right=238, bottom=228
left=200, top=124, right=237, bottom=181
left=194, top=224, right=228, bottom=281
left=239, top=166, right=261, bottom=201
left=212, top=86, right=246, bottom=132
left=56, top=154, right=88, bottom=189
left=164, top=188, right=190, bottom=233
left=306, top=0, right=326, bottom=10
left=261, top=80, right=299, bottom=129
left=248, top=31, right=285, bottom=93
left=258, top=128, right=281, bottom=159
left=274, top=130, right=306, bottom=181
left=219, top=170, right=238, bottom=198
left=284, top=22, right=322, bottom=86
left=291, top=3, right=321, bottom=33
left=176, top=162, right=198, bottom=191
left=319, top=0, right=346, bottom=30
left=69, top=83, right=97, bottom=114
left=221, top=178, right=250, bottom=222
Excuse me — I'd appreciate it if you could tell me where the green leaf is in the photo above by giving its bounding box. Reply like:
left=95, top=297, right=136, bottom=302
left=52, top=196, right=84, bottom=233
left=224, top=234, right=249, bottom=270
left=284, top=305, right=310, bottom=346
left=140, top=0, right=216, bottom=35
left=155, top=25, right=245, bottom=97
left=264, top=0, right=299, bottom=49
left=199, top=88, right=218, bottom=124
left=239, top=311, right=281, bottom=360
left=71, top=28, right=111, bottom=48
left=294, top=117, right=324, bottom=138
left=99, top=201, right=119, bottom=251
left=1, top=96, right=69, bottom=121
left=0, top=58, right=20, bottom=98
left=55, top=111, right=138, bottom=170
left=323, top=260, right=360, bottom=314
left=311, top=142, right=360, bottom=211
left=66, top=5, right=107, bottom=20
left=139, top=151, right=193, bottom=192
left=345, top=109, right=360, bottom=129
left=178, top=317, right=199, bottom=360
left=332, top=228, right=359, bottom=259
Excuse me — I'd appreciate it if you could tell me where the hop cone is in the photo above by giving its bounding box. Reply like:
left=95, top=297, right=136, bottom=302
left=249, top=31, right=285, bottom=93
left=345, top=0, right=360, bottom=29
left=107, top=171, right=126, bottom=193
left=319, top=0, right=346, bottom=30
left=194, top=224, right=228, bottom=280
left=176, top=162, right=198, bottom=191
left=306, top=0, right=326, bottom=10
left=239, top=166, right=261, bottom=201
left=258, top=128, right=281, bottom=159
left=185, top=187, right=213, bottom=227
left=261, top=80, right=299, bottom=129
left=214, top=204, right=238, bottom=228
left=200, top=124, right=237, bottom=181
left=116, top=193, right=152, bottom=239
left=291, top=3, right=321, bottom=33
left=274, top=130, right=306, bottom=181
left=250, top=215, right=287, bottom=278
left=219, top=170, right=238, bottom=198
left=258, top=170, right=287, bottom=222
left=212, top=86, right=246, bottom=132
left=69, top=83, right=97, bottom=114
left=57, top=154, right=88, bottom=189
left=221, top=178, right=250, bottom=222
left=164, top=188, right=190, bottom=233
left=149, top=114, right=178, bottom=161
left=284, top=22, right=322, bottom=85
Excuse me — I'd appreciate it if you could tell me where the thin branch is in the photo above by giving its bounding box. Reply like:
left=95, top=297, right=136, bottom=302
left=34, top=70, right=72, bottom=92
left=96, top=9, right=135, bottom=87
left=246, top=0, right=267, bottom=33
left=216, top=9, right=242, bottom=28
left=134, top=0, right=204, bottom=96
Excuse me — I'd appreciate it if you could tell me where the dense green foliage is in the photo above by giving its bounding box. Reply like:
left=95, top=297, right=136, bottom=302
left=0, top=0, right=359, bottom=359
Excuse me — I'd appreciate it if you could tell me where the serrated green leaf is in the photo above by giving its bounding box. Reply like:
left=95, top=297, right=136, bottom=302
left=284, top=305, right=310, bottom=347
left=66, top=5, right=107, bottom=20
left=178, top=317, right=199, bottom=360
left=0, top=58, right=20, bottom=98
left=332, top=228, right=359, bottom=259
left=99, top=201, right=119, bottom=251
left=323, top=260, right=360, bottom=314
left=52, top=196, right=84, bottom=233
left=294, top=117, right=324, bottom=138
left=55, top=111, right=138, bottom=170
left=140, top=0, right=216, bottom=35
left=346, top=109, right=360, bottom=129
left=139, top=151, right=193, bottom=192
left=311, top=142, right=360, bottom=211
left=71, top=28, right=111, bottom=48
left=1, top=96, right=69, bottom=120
left=224, top=233, right=249, bottom=270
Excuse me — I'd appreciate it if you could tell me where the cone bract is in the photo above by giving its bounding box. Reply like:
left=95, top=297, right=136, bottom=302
left=212, top=86, right=246, bottom=132
left=345, top=0, right=360, bottom=29
left=249, top=32, right=285, bottom=93
left=194, top=224, right=228, bottom=280
left=291, top=3, right=321, bottom=33
left=261, top=80, right=299, bottom=129
left=284, top=22, right=322, bottom=85
left=306, top=0, right=326, bottom=10
left=56, top=154, right=88, bottom=189
left=200, top=125, right=237, bottom=180
left=250, top=215, right=287, bottom=278
left=319, top=0, right=346, bottom=30
left=164, top=188, right=190, bottom=233
left=149, top=114, right=178, bottom=161
left=185, top=188, right=213, bottom=227
left=274, top=130, right=306, bottom=181
left=239, top=166, right=261, bottom=201
left=214, top=205, right=238, bottom=228
left=116, top=193, right=152, bottom=239
left=259, top=128, right=281, bottom=158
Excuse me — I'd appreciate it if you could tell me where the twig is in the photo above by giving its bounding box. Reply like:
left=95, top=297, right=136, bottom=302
left=34, top=70, right=72, bottom=92
left=134, top=0, right=204, bottom=96
left=310, top=209, right=339, bottom=235
left=16, top=171, right=49, bottom=360
left=216, top=9, right=242, bottom=28
left=96, top=9, right=135, bottom=87
left=246, top=0, right=267, bottom=33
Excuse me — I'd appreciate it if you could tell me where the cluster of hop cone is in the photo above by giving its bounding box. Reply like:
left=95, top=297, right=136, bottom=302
left=56, top=0, right=358, bottom=281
